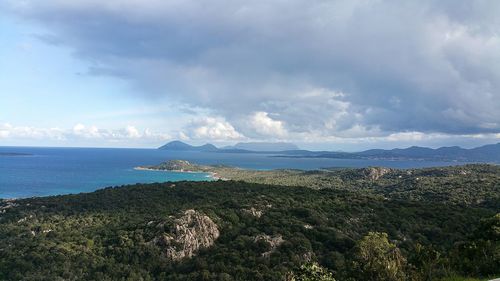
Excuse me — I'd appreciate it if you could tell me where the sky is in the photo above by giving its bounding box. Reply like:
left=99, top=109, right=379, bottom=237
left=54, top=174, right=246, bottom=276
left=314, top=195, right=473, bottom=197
left=0, top=0, right=499, bottom=151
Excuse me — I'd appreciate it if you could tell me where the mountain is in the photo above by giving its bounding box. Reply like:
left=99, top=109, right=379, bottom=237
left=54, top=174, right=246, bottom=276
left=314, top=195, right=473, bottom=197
left=223, top=142, right=299, bottom=152
left=276, top=143, right=500, bottom=163
left=159, top=140, right=301, bottom=153
left=159, top=140, right=500, bottom=163
left=356, top=143, right=500, bottom=162
left=159, top=141, right=218, bottom=152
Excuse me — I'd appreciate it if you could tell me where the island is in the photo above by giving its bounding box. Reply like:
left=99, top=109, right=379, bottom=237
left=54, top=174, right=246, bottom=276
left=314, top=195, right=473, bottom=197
left=0, top=152, right=32, bottom=156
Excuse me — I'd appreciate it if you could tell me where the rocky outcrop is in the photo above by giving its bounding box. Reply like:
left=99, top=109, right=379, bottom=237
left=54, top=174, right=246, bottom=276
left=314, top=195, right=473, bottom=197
left=153, top=209, right=219, bottom=261
left=242, top=203, right=273, bottom=218
left=254, top=234, right=284, bottom=257
left=0, top=200, right=18, bottom=214
left=243, top=207, right=264, bottom=218
left=363, top=167, right=392, bottom=180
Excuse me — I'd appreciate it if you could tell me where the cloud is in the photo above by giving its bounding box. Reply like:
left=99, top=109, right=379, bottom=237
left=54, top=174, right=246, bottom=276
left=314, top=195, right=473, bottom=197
left=125, top=125, right=141, bottom=138
left=2, top=0, right=500, bottom=140
left=0, top=124, right=11, bottom=138
left=0, top=123, right=65, bottom=140
left=0, top=122, right=170, bottom=142
left=73, top=123, right=100, bottom=138
left=248, top=112, right=287, bottom=138
left=182, top=117, right=244, bottom=141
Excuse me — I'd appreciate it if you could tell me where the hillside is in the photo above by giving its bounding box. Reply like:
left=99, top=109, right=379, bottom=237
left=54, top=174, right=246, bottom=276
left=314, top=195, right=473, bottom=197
left=143, top=161, right=500, bottom=206
left=0, top=164, right=498, bottom=280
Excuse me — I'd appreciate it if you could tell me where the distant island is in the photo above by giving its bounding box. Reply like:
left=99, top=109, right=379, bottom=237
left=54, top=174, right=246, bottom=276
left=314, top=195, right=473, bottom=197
left=158, top=140, right=219, bottom=152
left=222, top=142, right=299, bottom=151
left=0, top=152, right=32, bottom=157
left=275, top=143, right=500, bottom=163
left=158, top=140, right=500, bottom=163
left=159, top=140, right=300, bottom=153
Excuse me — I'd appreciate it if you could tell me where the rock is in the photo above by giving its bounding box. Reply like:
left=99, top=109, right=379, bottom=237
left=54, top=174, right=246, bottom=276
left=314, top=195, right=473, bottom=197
left=254, top=234, right=284, bottom=257
left=364, top=167, right=392, bottom=180
left=243, top=207, right=264, bottom=218
left=0, top=200, right=18, bottom=214
left=301, top=251, right=314, bottom=262
left=153, top=209, right=219, bottom=261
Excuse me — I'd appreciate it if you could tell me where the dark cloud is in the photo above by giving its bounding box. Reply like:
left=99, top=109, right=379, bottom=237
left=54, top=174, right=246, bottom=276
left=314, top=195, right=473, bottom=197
left=3, top=0, right=500, bottom=138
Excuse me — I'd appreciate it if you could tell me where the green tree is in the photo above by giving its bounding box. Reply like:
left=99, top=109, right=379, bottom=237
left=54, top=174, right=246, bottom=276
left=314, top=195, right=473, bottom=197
left=453, top=213, right=500, bottom=276
left=285, top=262, right=336, bottom=281
left=353, top=232, right=407, bottom=281
left=410, top=243, right=449, bottom=281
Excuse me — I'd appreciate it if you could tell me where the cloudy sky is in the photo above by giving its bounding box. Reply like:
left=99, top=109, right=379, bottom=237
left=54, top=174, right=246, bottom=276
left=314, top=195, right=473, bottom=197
left=0, top=0, right=499, bottom=150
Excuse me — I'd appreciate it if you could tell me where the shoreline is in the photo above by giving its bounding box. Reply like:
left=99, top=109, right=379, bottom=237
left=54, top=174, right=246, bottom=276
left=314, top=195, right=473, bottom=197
left=134, top=166, right=221, bottom=180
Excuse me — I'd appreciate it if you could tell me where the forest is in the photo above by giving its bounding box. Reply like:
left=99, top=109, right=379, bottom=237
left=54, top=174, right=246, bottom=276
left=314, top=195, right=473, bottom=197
left=0, top=164, right=498, bottom=280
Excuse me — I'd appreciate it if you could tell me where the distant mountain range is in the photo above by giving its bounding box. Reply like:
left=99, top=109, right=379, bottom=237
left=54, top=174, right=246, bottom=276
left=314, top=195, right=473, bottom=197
left=159, top=141, right=300, bottom=153
left=277, top=143, right=500, bottom=163
left=159, top=141, right=218, bottom=152
left=222, top=142, right=299, bottom=152
left=158, top=141, right=500, bottom=163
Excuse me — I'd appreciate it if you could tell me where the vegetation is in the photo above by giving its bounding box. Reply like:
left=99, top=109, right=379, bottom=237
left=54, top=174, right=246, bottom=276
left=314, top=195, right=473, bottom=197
left=0, top=164, right=498, bottom=280
left=286, top=263, right=336, bottom=281
left=147, top=161, right=500, bottom=206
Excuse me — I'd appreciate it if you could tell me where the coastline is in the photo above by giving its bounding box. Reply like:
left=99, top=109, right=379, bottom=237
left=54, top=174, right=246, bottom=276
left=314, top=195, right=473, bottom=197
left=0, top=168, right=219, bottom=200
left=134, top=166, right=221, bottom=180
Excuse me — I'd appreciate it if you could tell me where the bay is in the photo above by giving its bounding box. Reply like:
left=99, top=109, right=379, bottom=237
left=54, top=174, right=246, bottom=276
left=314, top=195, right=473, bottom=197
left=0, top=146, right=469, bottom=199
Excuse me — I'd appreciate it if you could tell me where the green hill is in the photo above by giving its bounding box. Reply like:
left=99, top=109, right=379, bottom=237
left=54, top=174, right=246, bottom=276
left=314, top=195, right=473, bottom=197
left=0, top=165, right=498, bottom=280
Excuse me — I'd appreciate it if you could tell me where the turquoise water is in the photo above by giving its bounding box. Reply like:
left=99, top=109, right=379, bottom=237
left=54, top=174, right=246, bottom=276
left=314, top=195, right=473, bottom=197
left=0, top=146, right=469, bottom=199
left=0, top=147, right=213, bottom=199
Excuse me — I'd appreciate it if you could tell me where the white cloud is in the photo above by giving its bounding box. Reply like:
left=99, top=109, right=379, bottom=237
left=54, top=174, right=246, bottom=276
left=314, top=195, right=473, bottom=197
left=0, top=123, right=12, bottom=138
left=1, top=123, right=65, bottom=140
left=249, top=112, right=287, bottom=138
left=125, top=125, right=141, bottom=138
left=72, top=123, right=101, bottom=138
left=183, top=117, right=244, bottom=141
left=0, top=122, right=170, bottom=143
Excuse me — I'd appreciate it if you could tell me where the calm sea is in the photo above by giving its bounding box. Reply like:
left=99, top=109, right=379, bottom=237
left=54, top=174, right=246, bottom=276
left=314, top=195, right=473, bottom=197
left=0, top=146, right=469, bottom=199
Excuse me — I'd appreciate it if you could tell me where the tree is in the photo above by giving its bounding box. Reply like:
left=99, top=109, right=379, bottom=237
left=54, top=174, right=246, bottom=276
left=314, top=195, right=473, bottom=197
left=454, top=213, right=500, bottom=276
left=410, top=243, right=449, bottom=281
left=353, top=232, right=407, bottom=281
left=285, top=262, right=336, bottom=281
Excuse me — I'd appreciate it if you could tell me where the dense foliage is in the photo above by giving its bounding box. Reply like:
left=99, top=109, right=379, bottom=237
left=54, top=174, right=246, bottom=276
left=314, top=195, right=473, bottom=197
left=151, top=162, right=500, bottom=207
left=0, top=164, right=498, bottom=280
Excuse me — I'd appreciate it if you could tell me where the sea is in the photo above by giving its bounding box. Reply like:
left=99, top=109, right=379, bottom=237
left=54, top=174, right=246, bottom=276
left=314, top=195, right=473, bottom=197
left=0, top=146, right=470, bottom=199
